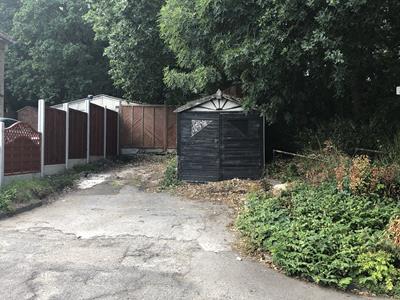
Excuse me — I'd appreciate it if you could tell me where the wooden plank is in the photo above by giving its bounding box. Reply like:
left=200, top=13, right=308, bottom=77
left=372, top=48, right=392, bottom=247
left=69, top=108, right=87, bottom=159
left=132, top=107, right=143, bottom=148
left=119, top=105, right=176, bottom=150
left=90, top=104, right=104, bottom=156
left=154, top=107, right=164, bottom=148
left=143, top=107, right=155, bottom=148
left=45, top=107, right=66, bottom=165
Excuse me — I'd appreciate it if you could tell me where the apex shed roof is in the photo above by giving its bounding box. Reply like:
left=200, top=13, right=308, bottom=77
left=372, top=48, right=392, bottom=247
left=0, top=31, right=15, bottom=44
left=175, top=90, right=244, bottom=113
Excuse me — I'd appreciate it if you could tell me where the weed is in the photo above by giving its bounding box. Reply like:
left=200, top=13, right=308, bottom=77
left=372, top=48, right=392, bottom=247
left=160, top=157, right=181, bottom=190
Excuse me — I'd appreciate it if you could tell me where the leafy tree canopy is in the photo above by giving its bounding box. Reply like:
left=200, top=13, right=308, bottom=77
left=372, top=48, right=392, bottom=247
left=3, top=0, right=116, bottom=108
left=160, top=0, right=400, bottom=124
left=86, top=0, right=181, bottom=104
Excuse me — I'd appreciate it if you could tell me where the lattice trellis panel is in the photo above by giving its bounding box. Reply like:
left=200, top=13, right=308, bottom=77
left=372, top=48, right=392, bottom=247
left=4, top=122, right=41, bottom=175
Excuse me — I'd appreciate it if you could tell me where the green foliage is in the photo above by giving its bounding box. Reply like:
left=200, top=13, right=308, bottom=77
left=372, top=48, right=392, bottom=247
left=160, top=157, right=181, bottom=190
left=236, top=183, right=400, bottom=295
left=295, top=118, right=398, bottom=154
left=160, top=0, right=400, bottom=124
left=0, top=188, right=16, bottom=212
left=0, top=159, right=119, bottom=214
left=356, top=251, right=399, bottom=293
left=85, top=0, right=182, bottom=104
left=0, top=0, right=21, bottom=33
left=4, top=0, right=116, bottom=109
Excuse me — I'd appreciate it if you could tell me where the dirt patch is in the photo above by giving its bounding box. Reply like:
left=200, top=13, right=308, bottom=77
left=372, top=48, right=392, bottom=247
left=112, top=155, right=264, bottom=211
left=112, top=155, right=169, bottom=191
left=174, top=179, right=262, bottom=211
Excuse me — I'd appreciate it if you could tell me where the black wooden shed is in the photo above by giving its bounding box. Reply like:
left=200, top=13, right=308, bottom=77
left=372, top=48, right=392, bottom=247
left=175, top=90, right=265, bottom=182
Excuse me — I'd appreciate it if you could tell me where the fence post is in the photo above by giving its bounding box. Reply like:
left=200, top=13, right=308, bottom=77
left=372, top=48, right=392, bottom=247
left=103, top=106, right=107, bottom=159
left=38, top=99, right=45, bottom=177
left=117, top=100, right=121, bottom=156
left=86, top=99, right=91, bottom=163
left=0, top=122, right=5, bottom=187
left=64, top=103, right=70, bottom=169
left=163, top=103, right=168, bottom=152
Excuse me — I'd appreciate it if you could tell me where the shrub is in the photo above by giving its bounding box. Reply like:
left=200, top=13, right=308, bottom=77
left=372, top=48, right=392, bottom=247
left=387, top=217, right=400, bottom=248
left=236, top=183, right=400, bottom=294
left=0, top=188, right=16, bottom=212
left=356, top=251, right=399, bottom=293
left=160, top=157, right=181, bottom=190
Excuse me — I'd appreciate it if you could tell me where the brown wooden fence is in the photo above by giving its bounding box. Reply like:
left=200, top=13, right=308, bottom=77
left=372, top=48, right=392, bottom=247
left=69, top=108, right=87, bottom=159
left=120, top=105, right=177, bottom=150
left=106, top=109, right=118, bottom=156
left=45, top=107, right=66, bottom=165
left=90, top=103, right=104, bottom=156
left=4, top=122, right=41, bottom=175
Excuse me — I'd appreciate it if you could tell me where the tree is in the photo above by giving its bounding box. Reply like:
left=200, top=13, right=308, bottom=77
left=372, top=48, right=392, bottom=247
left=5, top=0, right=116, bottom=109
left=0, top=0, right=21, bottom=33
left=86, top=0, right=178, bottom=104
left=160, top=0, right=400, bottom=124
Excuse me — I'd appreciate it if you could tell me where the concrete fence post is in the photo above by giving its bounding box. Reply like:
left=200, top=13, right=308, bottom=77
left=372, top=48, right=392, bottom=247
left=117, top=100, right=121, bottom=156
left=64, top=103, right=70, bottom=169
left=86, top=99, right=91, bottom=163
left=104, top=106, right=107, bottom=159
left=38, top=99, right=45, bottom=177
left=0, top=122, right=5, bottom=187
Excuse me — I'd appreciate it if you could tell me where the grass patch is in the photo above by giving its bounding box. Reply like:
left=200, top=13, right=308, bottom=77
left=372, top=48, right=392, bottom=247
left=0, top=158, right=127, bottom=214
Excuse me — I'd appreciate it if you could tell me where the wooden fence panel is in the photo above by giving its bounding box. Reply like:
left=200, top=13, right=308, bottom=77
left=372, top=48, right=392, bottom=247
left=167, top=108, right=177, bottom=149
left=69, top=108, right=87, bottom=159
left=45, top=107, right=66, bottom=165
left=90, top=103, right=104, bottom=156
left=106, top=109, right=118, bottom=157
left=132, top=107, right=144, bottom=147
left=143, top=107, right=155, bottom=148
left=4, top=122, right=41, bottom=175
left=120, top=106, right=132, bottom=147
left=120, top=105, right=177, bottom=150
left=154, top=107, right=165, bottom=148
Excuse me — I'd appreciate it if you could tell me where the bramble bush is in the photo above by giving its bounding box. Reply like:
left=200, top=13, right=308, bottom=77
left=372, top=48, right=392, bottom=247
left=236, top=183, right=400, bottom=296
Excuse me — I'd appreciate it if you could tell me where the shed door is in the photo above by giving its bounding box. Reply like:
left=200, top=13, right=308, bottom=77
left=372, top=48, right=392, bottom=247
left=220, top=113, right=264, bottom=180
left=178, top=113, right=220, bottom=182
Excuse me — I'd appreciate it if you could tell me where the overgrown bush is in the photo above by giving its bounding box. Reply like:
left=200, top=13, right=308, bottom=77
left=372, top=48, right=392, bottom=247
left=334, top=155, right=400, bottom=199
left=237, top=183, right=400, bottom=295
left=294, top=118, right=397, bottom=154
left=160, top=157, right=181, bottom=190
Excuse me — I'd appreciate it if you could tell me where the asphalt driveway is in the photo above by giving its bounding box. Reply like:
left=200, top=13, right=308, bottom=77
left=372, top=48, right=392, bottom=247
left=0, top=173, right=374, bottom=299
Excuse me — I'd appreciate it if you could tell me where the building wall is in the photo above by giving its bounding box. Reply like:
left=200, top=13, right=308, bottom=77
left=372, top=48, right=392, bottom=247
left=0, top=41, right=6, bottom=118
left=17, top=107, right=38, bottom=130
left=177, top=111, right=264, bottom=182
